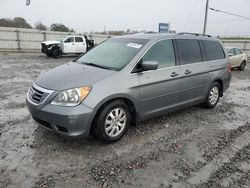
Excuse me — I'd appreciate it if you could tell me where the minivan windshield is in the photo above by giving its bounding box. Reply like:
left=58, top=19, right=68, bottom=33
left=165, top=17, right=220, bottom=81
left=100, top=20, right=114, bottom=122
left=76, top=38, right=148, bottom=71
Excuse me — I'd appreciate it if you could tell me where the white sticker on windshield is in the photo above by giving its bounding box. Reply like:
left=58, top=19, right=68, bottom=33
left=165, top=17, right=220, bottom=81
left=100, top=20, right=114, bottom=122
left=127, top=43, right=142, bottom=49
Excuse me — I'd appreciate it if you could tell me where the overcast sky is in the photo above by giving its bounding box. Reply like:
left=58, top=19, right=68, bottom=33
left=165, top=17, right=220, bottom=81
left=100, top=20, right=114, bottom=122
left=0, top=0, right=250, bottom=35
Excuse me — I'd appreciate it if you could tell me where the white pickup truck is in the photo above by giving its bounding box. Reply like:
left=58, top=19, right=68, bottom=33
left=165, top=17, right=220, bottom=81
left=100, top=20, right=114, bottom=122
left=41, top=35, right=95, bottom=58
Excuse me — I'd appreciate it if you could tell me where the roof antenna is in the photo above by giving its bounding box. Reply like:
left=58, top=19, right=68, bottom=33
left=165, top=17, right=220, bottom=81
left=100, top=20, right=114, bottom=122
left=26, top=0, right=30, bottom=6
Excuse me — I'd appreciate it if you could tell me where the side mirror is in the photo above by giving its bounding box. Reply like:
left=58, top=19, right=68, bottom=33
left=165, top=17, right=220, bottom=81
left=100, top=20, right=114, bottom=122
left=228, top=53, right=233, bottom=57
left=141, top=61, right=158, bottom=71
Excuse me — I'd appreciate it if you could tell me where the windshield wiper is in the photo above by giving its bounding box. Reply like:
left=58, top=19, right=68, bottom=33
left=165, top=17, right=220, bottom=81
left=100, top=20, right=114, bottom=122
left=82, top=62, right=113, bottom=70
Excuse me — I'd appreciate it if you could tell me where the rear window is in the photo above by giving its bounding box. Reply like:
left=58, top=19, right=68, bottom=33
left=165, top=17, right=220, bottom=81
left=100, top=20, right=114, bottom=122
left=203, top=40, right=225, bottom=61
left=176, top=39, right=202, bottom=65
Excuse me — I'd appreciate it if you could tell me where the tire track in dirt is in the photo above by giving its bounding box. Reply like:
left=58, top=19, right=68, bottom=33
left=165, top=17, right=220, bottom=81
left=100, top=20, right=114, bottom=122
left=187, top=123, right=250, bottom=186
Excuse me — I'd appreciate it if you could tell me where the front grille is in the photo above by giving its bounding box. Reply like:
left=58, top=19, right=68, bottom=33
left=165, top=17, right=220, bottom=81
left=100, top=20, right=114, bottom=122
left=29, top=86, right=49, bottom=104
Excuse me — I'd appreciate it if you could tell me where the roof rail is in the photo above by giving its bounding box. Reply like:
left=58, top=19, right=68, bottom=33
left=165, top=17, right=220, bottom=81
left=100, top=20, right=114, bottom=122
left=177, top=32, right=212, bottom=37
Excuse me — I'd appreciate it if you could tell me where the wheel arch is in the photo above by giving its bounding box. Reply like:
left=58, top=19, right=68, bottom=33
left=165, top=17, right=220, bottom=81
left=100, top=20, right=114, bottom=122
left=90, top=96, right=138, bottom=135
left=212, top=78, right=223, bottom=97
left=51, top=44, right=61, bottom=51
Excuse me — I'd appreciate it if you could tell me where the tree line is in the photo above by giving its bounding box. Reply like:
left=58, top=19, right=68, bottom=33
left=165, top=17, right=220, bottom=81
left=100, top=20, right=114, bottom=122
left=0, top=17, right=75, bottom=32
left=0, top=17, right=157, bottom=35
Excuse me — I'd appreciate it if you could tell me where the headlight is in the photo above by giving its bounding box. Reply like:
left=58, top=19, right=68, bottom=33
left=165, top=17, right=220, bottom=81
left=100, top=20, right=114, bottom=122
left=51, top=86, right=91, bottom=106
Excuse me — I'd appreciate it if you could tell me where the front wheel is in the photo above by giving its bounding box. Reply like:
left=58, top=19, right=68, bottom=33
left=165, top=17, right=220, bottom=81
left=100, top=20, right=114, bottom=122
left=238, top=61, right=246, bottom=71
left=91, top=100, right=131, bottom=143
left=53, top=48, right=62, bottom=58
left=203, top=82, right=221, bottom=108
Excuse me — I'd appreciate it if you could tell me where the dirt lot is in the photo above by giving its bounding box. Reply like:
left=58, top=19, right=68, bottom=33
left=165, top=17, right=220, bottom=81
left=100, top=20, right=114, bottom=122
left=0, top=53, right=250, bottom=188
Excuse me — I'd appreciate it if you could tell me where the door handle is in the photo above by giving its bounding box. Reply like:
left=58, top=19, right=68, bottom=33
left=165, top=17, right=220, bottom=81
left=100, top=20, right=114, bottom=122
left=171, top=72, right=179, bottom=77
left=184, top=70, right=192, bottom=75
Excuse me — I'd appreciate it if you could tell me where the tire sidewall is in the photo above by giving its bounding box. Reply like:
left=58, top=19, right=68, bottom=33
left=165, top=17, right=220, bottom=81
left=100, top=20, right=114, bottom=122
left=94, top=101, right=131, bottom=143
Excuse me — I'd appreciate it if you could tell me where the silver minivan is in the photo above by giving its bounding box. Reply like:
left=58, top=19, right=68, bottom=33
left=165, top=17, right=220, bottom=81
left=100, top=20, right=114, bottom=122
left=26, top=33, right=232, bottom=143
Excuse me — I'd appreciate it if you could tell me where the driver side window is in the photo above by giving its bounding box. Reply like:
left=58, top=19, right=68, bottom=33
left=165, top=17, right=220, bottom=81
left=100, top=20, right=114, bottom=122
left=64, top=37, right=74, bottom=43
left=142, top=39, right=175, bottom=69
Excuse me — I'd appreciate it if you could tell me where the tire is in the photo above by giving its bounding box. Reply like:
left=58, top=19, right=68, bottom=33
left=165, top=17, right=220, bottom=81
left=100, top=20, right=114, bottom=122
left=52, top=48, right=62, bottom=58
left=203, top=82, right=221, bottom=108
left=91, top=100, right=131, bottom=143
left=46, top=52, right=53, bottom=57
left=238, top=61, right=246, bottom=71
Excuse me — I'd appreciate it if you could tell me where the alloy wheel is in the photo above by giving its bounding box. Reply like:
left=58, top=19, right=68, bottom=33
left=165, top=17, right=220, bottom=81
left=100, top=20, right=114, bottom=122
left=104, top=108, right=127, bottom=137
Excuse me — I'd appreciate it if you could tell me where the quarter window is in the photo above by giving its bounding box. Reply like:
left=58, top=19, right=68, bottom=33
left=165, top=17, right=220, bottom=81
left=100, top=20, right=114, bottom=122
left=203, top=40, right=225, bottom=61
left=176, top=39, right=202, bottom=65
left=142, top=40, right=175, bottom=69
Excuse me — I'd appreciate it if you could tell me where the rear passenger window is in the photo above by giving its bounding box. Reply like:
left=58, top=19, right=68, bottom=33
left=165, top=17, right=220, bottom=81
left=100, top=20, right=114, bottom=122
left=75, top=37, right=83, bottom=42
left=142, top=39, right=175, bottom=69
left=176, top=39, right=202, bottom=65
left=203, top=40, right=225, bottom=61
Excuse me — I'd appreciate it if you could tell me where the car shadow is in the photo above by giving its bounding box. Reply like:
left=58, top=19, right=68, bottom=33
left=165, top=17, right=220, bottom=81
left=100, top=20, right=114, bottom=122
left=31, top=105, right=210, bottom=152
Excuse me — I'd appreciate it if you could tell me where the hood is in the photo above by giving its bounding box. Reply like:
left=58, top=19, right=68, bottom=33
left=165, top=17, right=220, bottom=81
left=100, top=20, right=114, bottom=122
left=41, top=41, right=60, bottom=46
left=35, top=62, right=115, bottom=90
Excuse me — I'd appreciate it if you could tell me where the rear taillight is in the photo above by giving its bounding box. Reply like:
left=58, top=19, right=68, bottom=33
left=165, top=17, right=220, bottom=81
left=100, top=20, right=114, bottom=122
left=227, top=64, right=232, bottom=72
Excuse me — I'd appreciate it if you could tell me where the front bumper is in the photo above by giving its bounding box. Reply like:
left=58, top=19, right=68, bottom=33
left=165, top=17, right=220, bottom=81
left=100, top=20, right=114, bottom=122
left=41, top=43, right=47, bottom=53
left=26, top=93, right=95, bottom=138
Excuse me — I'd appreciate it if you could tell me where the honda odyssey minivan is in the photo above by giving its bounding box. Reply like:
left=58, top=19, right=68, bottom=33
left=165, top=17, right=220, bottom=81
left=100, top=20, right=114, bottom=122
left=26, top=33, right=231, bottom=143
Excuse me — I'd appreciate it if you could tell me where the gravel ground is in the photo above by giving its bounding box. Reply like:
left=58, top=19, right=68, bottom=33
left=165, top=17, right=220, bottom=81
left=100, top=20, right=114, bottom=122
left=0, top=53, right=250, bottom=188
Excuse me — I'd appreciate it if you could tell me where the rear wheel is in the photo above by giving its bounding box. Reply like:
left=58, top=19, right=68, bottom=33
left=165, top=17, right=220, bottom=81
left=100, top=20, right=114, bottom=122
left=53, top=48, right=62, bottom=58
left=203, top=82, right=221, bottom=108
left=238, top=61, right=246, bottom=71
left=91, top=100, right=131, bottom=143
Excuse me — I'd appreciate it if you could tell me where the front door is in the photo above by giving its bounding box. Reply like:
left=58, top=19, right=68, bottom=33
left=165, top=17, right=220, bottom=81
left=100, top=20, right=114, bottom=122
left=137, top=39, right=182, bottom=119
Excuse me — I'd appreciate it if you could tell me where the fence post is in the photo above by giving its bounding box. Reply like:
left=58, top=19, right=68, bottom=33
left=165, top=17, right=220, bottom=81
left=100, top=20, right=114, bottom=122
left=243, top=41, right=247, bottom=51
left=16, top=29, right=21, bottom=51
left=42, top=31, right=46, bottom=41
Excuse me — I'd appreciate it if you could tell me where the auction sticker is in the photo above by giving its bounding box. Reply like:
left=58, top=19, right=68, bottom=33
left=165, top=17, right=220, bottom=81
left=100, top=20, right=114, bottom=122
left=127, top=43, right=143, bottom=49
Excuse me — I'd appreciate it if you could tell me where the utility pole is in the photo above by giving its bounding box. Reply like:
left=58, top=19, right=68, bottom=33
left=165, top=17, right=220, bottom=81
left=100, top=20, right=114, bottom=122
left=26, top=0, right=30, bottom=6
left=203, top=0, right=209, bottom=34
